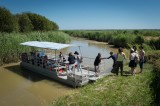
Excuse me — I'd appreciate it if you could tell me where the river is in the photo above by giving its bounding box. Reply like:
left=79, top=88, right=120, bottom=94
left=0, top=38, right=114, bottom=106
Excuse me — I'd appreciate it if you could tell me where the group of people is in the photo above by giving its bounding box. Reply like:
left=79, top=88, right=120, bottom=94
left=94, top=45, right=145, bottom=76
left=59, top=45, right=145, bottom=76
left=59, top=51, right=82, bottom=73
left=129, top=46, right=145, bottom=75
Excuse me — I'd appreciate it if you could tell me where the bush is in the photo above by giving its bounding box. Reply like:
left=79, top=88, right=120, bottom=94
left=149, top=38, right=160, bottom=50
left=134, top=35, right=144, bottom=44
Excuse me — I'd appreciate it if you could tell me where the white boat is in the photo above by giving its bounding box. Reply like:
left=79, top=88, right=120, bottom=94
left=20, top=41, right=97, bottom=87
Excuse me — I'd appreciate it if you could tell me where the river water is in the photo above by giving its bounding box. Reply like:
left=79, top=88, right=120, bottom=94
left=0, top=38, right=114, bottom=106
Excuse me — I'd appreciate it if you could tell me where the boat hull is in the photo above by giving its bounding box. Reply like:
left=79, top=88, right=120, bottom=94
left=20, top=62, right=89, bottom=87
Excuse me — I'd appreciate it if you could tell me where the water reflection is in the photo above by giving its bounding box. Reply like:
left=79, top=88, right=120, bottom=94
left=5, top=65, right=46, bottom=82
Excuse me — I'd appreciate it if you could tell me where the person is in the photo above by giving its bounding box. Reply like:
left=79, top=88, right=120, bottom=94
left=132, top=45, right=139, bottom=72
left=74, top=51, right=82, bottom=72
left=139, top=46, right=145, bottom=73
left=133, top=45, right=138, bottom=53
left=59, top=52, right=64, bottom=62
left=107, top=51, right=116, bottom=69
left=115, top=47, right=126, bottom=76
left=68, top=52, right=76, bottom=73
left=94, top=53, right=106, bottom=77
left=43, top=55, right=48, bottom=68
left=129, top=48, right=138, bottom=75
left=36, top=53, right=40, bottom=66
left=30, top=52, right=35, bottom=65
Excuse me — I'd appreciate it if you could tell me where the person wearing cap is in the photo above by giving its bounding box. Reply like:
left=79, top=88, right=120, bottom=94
left=74, top=51, right=82, bottom=72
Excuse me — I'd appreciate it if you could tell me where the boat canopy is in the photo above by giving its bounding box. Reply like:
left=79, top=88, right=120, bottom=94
left=20, top=41, right=72, bottom=50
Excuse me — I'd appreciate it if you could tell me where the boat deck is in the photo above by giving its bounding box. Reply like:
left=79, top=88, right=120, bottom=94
left=58, top=68, right=110, bottom=82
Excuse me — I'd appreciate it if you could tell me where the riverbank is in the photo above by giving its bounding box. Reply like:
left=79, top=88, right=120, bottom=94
left=52, top=63, right=153, bottom=106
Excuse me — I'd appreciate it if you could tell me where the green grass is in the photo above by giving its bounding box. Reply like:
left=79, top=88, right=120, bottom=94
left=52, top=64, right=153, bottom=106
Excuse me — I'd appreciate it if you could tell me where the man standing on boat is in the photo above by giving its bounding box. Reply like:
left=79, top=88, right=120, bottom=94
left=68, top=52, right=76, bottom=73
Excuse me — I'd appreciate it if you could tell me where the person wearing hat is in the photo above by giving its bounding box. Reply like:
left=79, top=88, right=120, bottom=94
left=74, top=51, right=82, bottom=72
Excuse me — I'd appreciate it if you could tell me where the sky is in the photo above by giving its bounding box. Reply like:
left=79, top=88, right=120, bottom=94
left=0, top=0, right=160, bottom=30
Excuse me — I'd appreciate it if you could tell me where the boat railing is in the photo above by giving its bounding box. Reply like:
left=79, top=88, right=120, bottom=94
left=20, top=52, right=107, bottom=85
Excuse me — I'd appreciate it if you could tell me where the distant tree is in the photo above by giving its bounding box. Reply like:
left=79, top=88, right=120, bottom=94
left=0, top=7, right=59, bottom=32
left=0, top=7, right=19, bottom=32
left=26, top=13, right=59, bottom=31
left=16, top=13, right=33, bottom=32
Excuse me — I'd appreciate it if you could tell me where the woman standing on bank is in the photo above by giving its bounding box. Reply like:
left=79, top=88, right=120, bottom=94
left=115, top=47, right=126, bottom=76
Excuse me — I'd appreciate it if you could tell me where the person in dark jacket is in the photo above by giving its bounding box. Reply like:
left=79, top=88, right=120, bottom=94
left=68, top=52, right=76, bottom=72
left=107, top=51, right=116, bottom=73
left=107, top=51, right=116, bottom=68
left=94, top=53, right=106, bottom=76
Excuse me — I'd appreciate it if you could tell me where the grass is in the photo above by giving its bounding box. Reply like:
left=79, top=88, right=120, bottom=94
left=52, top=64, right=153, bottom=106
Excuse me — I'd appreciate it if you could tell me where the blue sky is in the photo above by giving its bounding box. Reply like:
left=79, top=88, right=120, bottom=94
left=0, top=0, right=160, bottom=30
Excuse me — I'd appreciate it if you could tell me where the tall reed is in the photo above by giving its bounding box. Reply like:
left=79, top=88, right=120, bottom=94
left=0, top=31, right=70, bottom=65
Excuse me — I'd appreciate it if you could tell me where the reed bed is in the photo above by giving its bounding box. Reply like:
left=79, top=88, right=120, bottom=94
left=0, top=31, right=70, bottom=65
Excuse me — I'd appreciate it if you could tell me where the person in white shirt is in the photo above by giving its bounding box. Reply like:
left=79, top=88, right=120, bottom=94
left=74, top=51, right=82, bottom=72
left=129, top=48, right=139, bottom=75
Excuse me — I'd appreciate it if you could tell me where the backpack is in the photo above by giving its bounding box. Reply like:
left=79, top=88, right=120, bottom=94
left=77, top=55, right=83, bottom=63
left=134, top=54, right=139, bottom=64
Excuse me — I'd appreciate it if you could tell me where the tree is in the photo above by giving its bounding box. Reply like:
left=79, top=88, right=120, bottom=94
left=0, top=7, right=19, bottom=32
left=16, top=13, right=33, bottom=32
left=26, top=13, right=59, bottom=31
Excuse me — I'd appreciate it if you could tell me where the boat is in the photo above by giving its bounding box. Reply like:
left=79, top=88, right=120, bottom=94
left=20, top=41, right=99, bottom=87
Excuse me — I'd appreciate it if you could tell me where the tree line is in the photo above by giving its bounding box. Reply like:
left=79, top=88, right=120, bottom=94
left=0, top=7, right=59, bottom=33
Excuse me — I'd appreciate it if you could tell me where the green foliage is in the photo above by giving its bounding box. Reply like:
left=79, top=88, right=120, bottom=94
left=0, top=7, right=19, bottom=32
left=148, top=38, right=160, bottom=50
left=0, top=31, right=70, bottom=65
left=26, top=13, right=58, bottom=31
left=141, top=30, right=160, bottom=37
left=146, top=51, right=160, bottom=105
left=0, top=7, right=59, bottom=33
left=16, top=14, right=33, bottom=32
left=146, top=50, right=160, bottom=64
left=64, top=30, right=160, bottom=49
left=134, top=35, right=144, bottom=44
left=110, top=34, right=135, bottom=48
